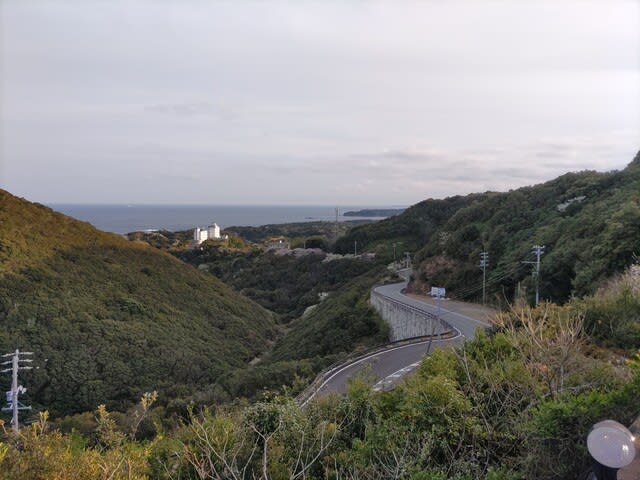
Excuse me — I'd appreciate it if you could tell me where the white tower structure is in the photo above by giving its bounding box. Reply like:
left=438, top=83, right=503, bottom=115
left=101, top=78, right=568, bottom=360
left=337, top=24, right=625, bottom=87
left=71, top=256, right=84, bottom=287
left=194, top=227, right=209, bottom=244
left=208, top=223, right=221, bottom=240
left=194, top=223, right=221, bottom=245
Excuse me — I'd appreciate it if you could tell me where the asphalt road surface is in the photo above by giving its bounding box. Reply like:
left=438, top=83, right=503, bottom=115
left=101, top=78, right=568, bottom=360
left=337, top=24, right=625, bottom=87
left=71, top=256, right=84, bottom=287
left=375, top=282, right=491, bottom=339
left=310, top=282, right=491, bottom=400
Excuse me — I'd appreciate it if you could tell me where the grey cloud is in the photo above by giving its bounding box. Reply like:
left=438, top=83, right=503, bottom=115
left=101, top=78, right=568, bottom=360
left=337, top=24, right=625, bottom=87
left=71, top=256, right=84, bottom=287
left=143, top=102, right=236, bottom=119
left=349, top=151, right=452, bottom=171
left=1, top=1, right=638, bottom=205
left=152, top=172, right=203, bottom=182
left=262, top=165, right=298, bottom=175
left=351, top=151, right=441, bottom=162
left=535, top=151, right=566, bottom=160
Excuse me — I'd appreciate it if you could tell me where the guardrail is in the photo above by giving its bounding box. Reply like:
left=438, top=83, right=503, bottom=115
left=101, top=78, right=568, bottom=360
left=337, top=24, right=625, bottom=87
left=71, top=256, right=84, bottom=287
left=296, top=282, right=457, bottom=406
left=370, top=284, right=454, bottom=340
left=296, top=329, right=458, bottom=406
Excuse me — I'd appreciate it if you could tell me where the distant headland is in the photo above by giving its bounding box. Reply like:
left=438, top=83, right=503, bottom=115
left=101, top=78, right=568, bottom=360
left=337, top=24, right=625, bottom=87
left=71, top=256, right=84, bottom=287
left=343, top=208, right=405, bottom=217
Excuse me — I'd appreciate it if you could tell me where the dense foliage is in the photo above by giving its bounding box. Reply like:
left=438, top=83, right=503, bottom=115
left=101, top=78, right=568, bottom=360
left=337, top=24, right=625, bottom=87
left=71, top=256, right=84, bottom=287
left=226, top=220, right=369, bottom=244
left=0, top=190, right=278, bottom=417
left=343, top=208, right=405, bottom=217
left=3, top=157, right=640, bottom=478
left=175, top=247, right=391, bottom=397
left=268, top=266, right=390, bottom=361
left=337, top=153, right=640, bottom=306
left=2, top=152, right=640, bottom=477
left=3, top=266, right=639, bottom=479
left=179, top=247, right=379, bottom=321
left=335, top=194, right=479, bottom=259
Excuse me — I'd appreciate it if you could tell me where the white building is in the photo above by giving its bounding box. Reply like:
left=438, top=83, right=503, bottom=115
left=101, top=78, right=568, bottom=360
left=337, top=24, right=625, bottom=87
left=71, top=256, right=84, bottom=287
left=194, top=223, right=221, bottom=245
left=208, top=223, right=221, bottom=240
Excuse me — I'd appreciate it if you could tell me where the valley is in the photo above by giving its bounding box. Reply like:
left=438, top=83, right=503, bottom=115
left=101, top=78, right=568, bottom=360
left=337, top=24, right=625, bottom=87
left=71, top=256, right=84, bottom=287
left=1, top=154, right=640, bottom=479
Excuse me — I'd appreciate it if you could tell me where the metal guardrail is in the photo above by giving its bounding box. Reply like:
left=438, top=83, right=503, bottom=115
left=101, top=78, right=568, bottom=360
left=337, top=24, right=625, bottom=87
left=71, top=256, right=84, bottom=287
left=296, top=283, right=457, bottom=406
left=370, top=287, right=454, bottom=334
left=295, top=330, right=458, bottom=406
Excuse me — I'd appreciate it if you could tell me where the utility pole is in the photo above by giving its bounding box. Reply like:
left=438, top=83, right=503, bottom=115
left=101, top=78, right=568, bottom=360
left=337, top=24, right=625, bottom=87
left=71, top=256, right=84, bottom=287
left=479, top=251, right=489, bottom=305
left=1, top=349, right=33, bottom=433
left=533, top=245, right=544, bottom=306
left=392, top=242, right=403, bottom=268
left=354, top=240, right=358, bottom=256
left=334, top=207, right=339, bottom=244
left=523, top=245, right=545, bottom=306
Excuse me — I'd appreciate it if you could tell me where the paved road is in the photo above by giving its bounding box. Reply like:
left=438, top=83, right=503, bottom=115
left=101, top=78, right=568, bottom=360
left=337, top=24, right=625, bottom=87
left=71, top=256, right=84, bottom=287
left=309, top=282, right=491, bottom=400
left=375, top=282, right=491, bottom=339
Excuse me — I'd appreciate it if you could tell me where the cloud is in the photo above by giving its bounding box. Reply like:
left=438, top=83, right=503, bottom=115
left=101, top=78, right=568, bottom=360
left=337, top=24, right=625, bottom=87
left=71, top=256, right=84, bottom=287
left=1, top=2, right=638, bottom=205
left=143, top=102, right=236, bottom=119
left=332, top=133, right=638, bottom=200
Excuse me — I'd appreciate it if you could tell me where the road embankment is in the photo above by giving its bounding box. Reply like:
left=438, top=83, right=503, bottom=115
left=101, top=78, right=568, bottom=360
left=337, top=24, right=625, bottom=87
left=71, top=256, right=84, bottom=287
left=370, top=282, right=453, bottom=341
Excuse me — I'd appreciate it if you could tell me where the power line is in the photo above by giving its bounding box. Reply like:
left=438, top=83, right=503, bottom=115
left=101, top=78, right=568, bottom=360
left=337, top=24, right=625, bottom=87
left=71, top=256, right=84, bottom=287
left=424, top=257, right=528, bottom=302
left=454, top=262, right=524, bottom=297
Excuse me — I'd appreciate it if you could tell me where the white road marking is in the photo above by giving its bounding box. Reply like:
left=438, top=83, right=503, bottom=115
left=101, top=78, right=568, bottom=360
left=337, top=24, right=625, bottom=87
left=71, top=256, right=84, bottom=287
left=302, top=331, right=462, bottom=405
left=303, top=278, right=497, bottom=404
left=323, top=282, right=490, bottom=397
left=372, top=360, right=424, bottom=391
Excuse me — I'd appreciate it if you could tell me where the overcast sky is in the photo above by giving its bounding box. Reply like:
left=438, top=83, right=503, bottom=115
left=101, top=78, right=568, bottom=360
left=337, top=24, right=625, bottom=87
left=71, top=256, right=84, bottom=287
left=1, top=1, right=638, bottom=205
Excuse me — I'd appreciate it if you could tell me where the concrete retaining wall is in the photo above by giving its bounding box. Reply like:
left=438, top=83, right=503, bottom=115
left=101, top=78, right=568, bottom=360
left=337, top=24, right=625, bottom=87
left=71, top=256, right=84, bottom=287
left=371, top=289, right=452, bottom=341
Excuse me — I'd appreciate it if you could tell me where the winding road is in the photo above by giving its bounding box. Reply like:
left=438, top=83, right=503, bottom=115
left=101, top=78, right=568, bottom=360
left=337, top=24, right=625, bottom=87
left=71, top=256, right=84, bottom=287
left=305, top=281, right=492, bottom=402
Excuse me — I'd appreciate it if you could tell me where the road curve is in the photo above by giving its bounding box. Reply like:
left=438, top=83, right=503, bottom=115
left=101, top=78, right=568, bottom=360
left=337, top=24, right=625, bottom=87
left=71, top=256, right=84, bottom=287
left=374, top=282, right=491, bottom=340
left=308, top=282, right=491, bottom=400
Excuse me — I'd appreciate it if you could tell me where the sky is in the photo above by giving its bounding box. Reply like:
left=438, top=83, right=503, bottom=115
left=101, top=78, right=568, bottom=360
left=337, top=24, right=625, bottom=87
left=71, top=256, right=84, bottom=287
left=0, top=0, right=638, bottom=206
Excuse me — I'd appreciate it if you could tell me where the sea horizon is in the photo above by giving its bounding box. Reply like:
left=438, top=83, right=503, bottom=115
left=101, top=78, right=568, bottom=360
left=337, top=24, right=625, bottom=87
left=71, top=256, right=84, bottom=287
left=48, top=203, right=404, bottom=235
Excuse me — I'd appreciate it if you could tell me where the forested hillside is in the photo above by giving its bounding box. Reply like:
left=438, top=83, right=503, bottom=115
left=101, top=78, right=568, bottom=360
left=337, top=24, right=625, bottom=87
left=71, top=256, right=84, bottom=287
left=338, top=152, right=640, bottom=305
left=175, top=247, right=391, bottom=398
left=335, top=193, right=480, bottom=257
left=226, top=220, right=368, bottom=244
left=3, top=262, right=639, bottom=479
left=180, top=247, right=378, bottom=320
left=0, top=190, right=278, bottom=417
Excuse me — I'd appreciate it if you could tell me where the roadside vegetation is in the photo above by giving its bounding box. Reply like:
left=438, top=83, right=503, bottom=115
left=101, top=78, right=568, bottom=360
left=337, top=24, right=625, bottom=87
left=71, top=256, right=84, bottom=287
left=2, top=263, right=639, bottom=479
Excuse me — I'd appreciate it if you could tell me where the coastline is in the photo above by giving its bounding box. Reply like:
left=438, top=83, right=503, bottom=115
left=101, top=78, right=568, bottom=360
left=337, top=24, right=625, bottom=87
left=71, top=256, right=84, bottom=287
left=47, top=204, right=395, bottom=234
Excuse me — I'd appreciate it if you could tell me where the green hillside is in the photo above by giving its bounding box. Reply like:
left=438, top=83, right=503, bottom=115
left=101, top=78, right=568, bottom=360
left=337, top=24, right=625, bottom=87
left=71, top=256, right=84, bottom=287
left=199, top=266, right=391, bottom=403
left=268, top=265, right=390, bottom=362
left=0, top=190, right=278, bottom=417
left=4, top=266, right=640, bottom=479
left=172, top=247, right=392, bottom=398
left=335, top=194, right=480, bottom=256
left=337, top=152, right=640, bottom=305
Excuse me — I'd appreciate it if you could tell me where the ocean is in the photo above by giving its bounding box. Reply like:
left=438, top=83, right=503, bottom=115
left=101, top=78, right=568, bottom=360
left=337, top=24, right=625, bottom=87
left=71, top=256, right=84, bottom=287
left=48, top=204, right=390, bottom=235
